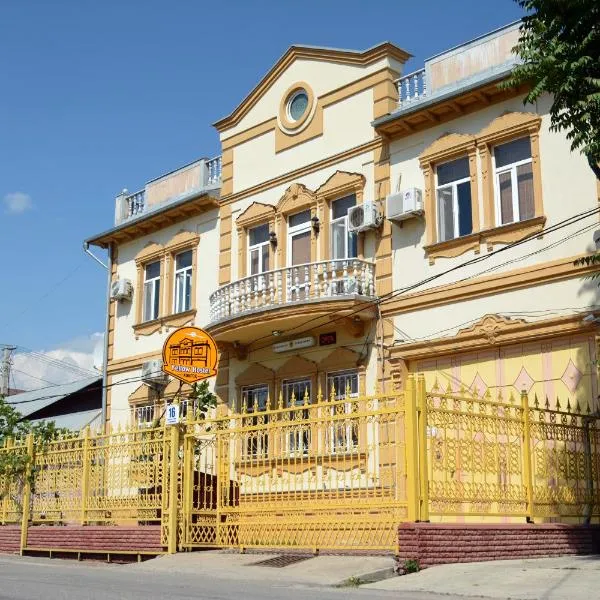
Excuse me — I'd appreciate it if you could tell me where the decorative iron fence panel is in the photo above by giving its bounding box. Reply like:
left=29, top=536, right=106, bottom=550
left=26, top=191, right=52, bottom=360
left=182, top=390, right=408, bottom=552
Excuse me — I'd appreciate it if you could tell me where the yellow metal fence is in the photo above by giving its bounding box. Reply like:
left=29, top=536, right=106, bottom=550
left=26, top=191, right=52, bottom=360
left=1, top=374, right=599, bottom=555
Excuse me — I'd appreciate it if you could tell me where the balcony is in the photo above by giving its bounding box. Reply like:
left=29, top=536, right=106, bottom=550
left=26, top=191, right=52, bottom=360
left=207, top=259, right=377, bottom=343
left=114, top=155, right=222, bottom=225
left=388, top=21, right=521, bottom=115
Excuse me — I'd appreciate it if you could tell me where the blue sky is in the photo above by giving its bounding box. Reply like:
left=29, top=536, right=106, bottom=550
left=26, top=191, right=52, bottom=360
left=0, top=0, right=524, bottom=384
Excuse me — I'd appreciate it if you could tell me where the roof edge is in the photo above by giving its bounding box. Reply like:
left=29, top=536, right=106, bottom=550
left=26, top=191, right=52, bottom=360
left=213, top=42, right=411, bottom=133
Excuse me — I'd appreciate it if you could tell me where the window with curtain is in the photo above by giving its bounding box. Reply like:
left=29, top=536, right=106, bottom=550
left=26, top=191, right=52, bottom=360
left=143, top=260, right=161, bottom=322
left=493, top=137, right=534, bottom=225
left=248, top=224, right=270, bottom=275
left=330, top=195, right=358, bottom=260
left=435, top=157, right=473, bottom=242
left=281, top=377, right=312, bottom=455
left=241, top=384, right=269, bottom=457
left=174, top=250, right=193, bottom=314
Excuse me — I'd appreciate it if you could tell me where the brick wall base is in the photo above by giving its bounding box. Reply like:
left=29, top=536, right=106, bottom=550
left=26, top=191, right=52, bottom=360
left=0, top=526, right=21, bottom=554
left=24, top=525, right=163, bottom=553
left=398, top=523, right=600, bottom=568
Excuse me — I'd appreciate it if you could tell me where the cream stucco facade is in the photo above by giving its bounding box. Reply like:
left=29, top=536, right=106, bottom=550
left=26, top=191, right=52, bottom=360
left=87, top=22, right=600, bottom=429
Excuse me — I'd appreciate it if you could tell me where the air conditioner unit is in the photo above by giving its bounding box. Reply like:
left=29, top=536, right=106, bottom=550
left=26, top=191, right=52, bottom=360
left=347, top=202, right=381, bottom=233
left=110, top=279, right=133, bottom=302
left=141, top=360, right=168, bottom=386
left=386, top=188, right=424, bottom=222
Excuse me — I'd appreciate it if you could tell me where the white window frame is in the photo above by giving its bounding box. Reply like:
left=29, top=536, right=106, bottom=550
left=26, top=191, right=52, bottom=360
left=173, top=250, right=193, bottom=314
left=143, top=261, right=161, bottom=322
left=134, top=404, right=156, bottom=428
left=435, top=160, right=471, bottom=242
left=287, top=211, right=312, bottom=267
left=281, top=377, right=312, bottom=456
left=492, top=138, right=533, bottom=226
left=330, top=196, right=357, bottom=260
left=248, top=225, right=270, bottom=276
left=241, top=384, right=269, bottom=458
left=327, top=370, right=359, bottom=454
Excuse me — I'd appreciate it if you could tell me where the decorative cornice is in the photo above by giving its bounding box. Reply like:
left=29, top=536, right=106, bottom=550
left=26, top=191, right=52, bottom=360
left=315, top=170, right=365, bottom=200
left=390, top=313, right=597, bottom=361
left=135, top=241, right=163, bottom=264
left=476, top=111, right=542, bottom=145
left=236, top=202, right=276, bottom=229
left=164, top=229, right=199, bottom=253
left=419, top=132, right=476, bottom=164
left=277, top=183, right=317, bottom=215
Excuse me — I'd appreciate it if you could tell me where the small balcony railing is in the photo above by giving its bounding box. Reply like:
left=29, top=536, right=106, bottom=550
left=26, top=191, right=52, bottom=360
left=209, top=259, right=376, bottom=323
left=395, top=68, right=427, bottom=107
left=115, top=155, right=222, bottom=225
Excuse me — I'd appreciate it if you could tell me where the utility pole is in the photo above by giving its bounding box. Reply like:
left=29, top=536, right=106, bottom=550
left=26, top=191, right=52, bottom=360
left=0, top=345, right=16, bottom=397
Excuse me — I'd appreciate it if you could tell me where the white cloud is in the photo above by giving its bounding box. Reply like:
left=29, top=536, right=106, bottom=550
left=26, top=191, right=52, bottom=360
left=11, top=333, right=104, bottom=391
left=3, top=192, right=33, bottom=214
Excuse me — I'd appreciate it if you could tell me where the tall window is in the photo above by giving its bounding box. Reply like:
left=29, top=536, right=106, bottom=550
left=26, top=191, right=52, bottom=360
left=143, top=261, right=161, bottom=322
left=331, top=195, right=358, bottom=260
left=282, top=378, right=312, bottom=455
left=248, top=224, right=270, bottom=276
left=327, top=370, right=359, bottom=453
left=287, top=210, right=312, bottom=266
left=241, top=384, right=269, bottom=457
left=174, top=250, right=193, bottom=314
left=493, top=137, right=534, bottom=225
left=436, top=157, right=472, bottom=242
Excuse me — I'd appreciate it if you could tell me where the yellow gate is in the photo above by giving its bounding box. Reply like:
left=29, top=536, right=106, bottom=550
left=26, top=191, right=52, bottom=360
left=181, top=389, right=407, bottom=553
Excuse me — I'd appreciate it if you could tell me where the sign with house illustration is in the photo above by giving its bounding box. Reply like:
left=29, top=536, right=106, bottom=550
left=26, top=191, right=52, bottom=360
left=162, top=326, right=218, bottom=384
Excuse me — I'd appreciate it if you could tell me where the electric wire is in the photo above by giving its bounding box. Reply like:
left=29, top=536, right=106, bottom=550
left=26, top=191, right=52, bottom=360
left=243, top=206, right=600, bottom=355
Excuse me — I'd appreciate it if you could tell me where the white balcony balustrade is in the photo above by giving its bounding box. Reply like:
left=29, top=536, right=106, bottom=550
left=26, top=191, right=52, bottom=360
left=114, top=155, right=222, bottom=225
left=395, top=68, right=427, bottom=107
left=209, top=259, right=376, bottom=323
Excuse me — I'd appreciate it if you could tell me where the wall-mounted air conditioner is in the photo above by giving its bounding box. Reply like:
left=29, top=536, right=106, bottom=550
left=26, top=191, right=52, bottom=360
left=386, top=188, right=424, bottom=222
left=110, top=279, right=133, bottom=302
left=347, top=201, right=382, bottom=232
left=141, top=360, right=168, bottom=386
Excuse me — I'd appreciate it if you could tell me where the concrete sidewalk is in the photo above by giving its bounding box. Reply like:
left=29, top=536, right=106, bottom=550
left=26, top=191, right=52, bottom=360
left=132, top=550, right=396, bottom=587
left=365, top=555, right=600, bottom=599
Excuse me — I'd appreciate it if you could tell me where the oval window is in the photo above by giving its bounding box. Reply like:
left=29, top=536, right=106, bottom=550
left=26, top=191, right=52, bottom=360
left=287, top=90, right=309, bottom=121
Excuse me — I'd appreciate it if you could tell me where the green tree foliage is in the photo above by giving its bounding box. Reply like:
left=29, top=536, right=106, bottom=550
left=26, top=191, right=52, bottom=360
left=505, top=0, right=600, bottom=179
left=0, top=394, right=69, bottom=507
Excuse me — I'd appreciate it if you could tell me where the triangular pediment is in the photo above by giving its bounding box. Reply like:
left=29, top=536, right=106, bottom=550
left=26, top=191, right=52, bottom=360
left=419, top=133, right=476, bottom=163
left=237, top=202, right=276, bottom=229
left=129, top=384, right=153, bottom=404
left=477, top=111, right=541, bottom=142
left=277, top=183, right=316, bottom=215
left=135, top=241, right=163, bottom=264
left=315, top=171, right=365, bottom=199
left=276, top=355, right=318, bottom=378
left=235, top=363, right=275, bottom=386
left=319, top=347, right=362, bottom=371
left=213, top=43, right=410, bottom=133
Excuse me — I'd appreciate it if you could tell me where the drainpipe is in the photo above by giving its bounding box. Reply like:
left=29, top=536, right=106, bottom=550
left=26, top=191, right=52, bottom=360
left=583, top=409, right=600, bottom=525
left=83, top=242, right=110, bottom=427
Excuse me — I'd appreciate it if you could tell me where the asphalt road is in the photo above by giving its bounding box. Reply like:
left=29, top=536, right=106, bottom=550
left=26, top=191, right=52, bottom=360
left=0, top=555, right=465, bottom=600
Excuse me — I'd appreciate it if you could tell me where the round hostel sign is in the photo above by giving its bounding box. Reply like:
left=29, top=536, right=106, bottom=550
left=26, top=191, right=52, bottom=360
left=162, top=326, right=218, bottom=384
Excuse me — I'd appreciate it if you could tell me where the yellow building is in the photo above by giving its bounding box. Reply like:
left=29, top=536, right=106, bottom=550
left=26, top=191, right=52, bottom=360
left=82, top=21, right=600, bottom=550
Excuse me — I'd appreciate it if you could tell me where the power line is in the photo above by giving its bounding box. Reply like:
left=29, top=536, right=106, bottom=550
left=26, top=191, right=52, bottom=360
left=243, top=206, right=600, bottom=356
left=0, top=262, right=84, bottom=330
left=11, top=368, right=60, bottom=387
